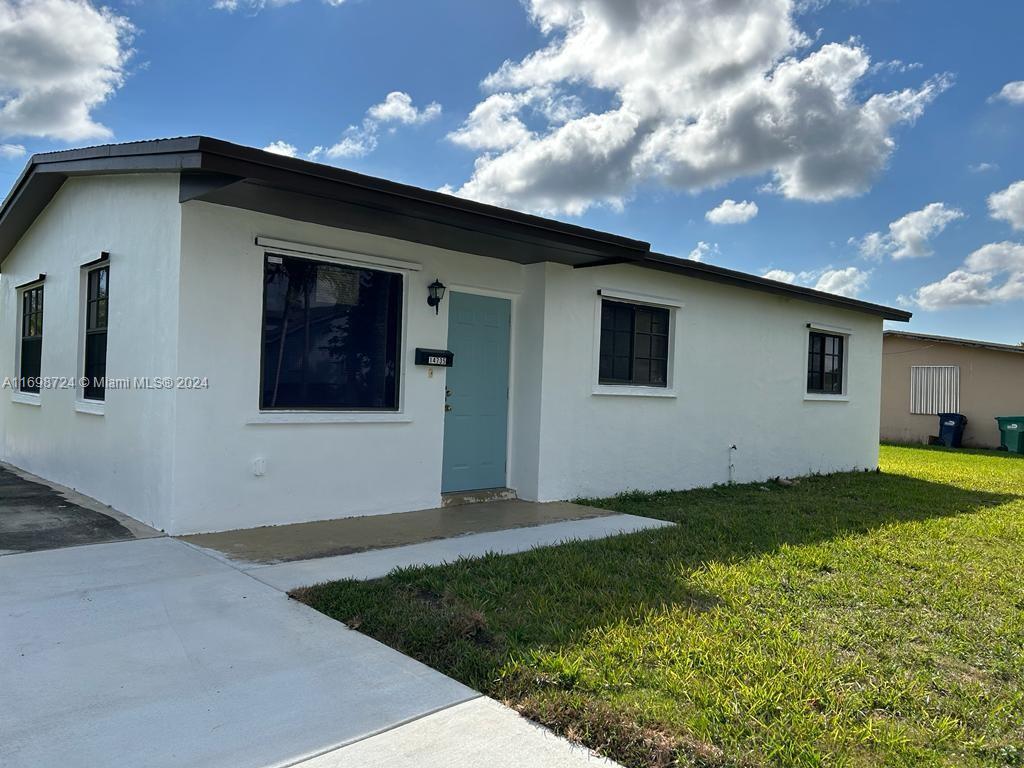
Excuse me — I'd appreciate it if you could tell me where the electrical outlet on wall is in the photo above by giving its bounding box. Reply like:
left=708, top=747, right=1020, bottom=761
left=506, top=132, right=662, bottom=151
left=252, top=457, right=266, bottom=477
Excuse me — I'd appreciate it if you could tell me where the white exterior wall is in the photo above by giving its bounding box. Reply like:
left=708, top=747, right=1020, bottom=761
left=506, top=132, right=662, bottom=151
left=0, top=179, right=883, bottom=535
left=170, top=201, right=881, bottom=534
left=534, top=262, right=883, bottom=499
left=0, top=175, right=182, bottom=529
left=170, top=201, right=545, bottom=534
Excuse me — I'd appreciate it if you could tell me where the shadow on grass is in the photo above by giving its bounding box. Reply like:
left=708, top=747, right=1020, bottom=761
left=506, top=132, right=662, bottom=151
left=295, top=470, right=1016, bottom=691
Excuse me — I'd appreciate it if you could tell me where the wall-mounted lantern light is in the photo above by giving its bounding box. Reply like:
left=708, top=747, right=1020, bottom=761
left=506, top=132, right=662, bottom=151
left=427, top=279, right=447, bottom=315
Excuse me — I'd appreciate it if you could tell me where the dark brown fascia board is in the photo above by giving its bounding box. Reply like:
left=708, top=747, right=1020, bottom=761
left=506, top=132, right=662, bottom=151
left=0, top=139, right=205, bottom=262
left=884, top=330, right=1024, bottom=354
left=194, top=137, right=651, bottom=257
left=642, top=252, right=912, bottom=322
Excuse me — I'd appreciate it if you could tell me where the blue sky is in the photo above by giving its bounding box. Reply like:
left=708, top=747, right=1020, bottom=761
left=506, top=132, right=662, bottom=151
left=1, top=0, right=1022, bottom=342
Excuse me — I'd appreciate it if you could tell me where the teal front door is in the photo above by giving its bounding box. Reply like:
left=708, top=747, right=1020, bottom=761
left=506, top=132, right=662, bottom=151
left=442, top=292, right=511, bottom=493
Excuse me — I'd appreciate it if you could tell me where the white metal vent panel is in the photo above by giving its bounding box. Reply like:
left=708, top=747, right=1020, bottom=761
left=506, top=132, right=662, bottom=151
left=910, top=365, right=960, bottom=415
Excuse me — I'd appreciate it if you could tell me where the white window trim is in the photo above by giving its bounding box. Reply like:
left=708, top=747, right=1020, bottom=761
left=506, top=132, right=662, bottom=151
left=77, top=257, right=109, bottom=410
left=256, top=247, right=412, bottom=417
left=74, top=399, right=105, bottom=416
left=804, top=392, right=850, bottom=403
left=592, top=384, right=678, bottom=399
left=11, top=391, right=40, bottom=406
left=803, top=323, right=851, bottom=402
left=255, top=236, right=422, bottom=273
left=247, top=411, right=413, bottom=425
left=591, top=289, right=681, bottom=398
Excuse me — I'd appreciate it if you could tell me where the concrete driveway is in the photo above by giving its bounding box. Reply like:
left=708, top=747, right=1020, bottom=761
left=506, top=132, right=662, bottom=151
left=0, top=535, right=615, bottom=767
left=1, top=537, right=478, bottom=767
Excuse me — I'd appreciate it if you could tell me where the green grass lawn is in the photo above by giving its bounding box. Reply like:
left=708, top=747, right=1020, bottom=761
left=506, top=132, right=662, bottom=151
left=295, top=446, right=1024, bottom=767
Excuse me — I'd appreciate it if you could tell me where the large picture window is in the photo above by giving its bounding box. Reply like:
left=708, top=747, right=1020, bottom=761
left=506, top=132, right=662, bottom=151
left=261, top=254, right=403, bottom=410
left=20, top=284, right=43, bottom=394
left=598, top=299, right=670, bottom=387
left=83, top=264, right=109, bottom=401
left=807, top=331, right=844, bottom=394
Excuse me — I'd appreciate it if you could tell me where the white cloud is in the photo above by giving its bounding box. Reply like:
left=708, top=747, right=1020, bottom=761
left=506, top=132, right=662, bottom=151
left=902, top=241, right=1024, bottom=310
left=307, top=91, right=440, bottom=161
left=705, top=199, right=758, bottom=225
left=988, top=180, right=1024, bottom=231
left=762, top=269, right=796, bottom=283
left=869, top=59, right=922, bottom=76
left=990, top=81, right=1024, bottom=105
left=0, top=0, right=134, bottom=141
left=0, top=142, right=26, bottom=158
left=853, top=202, right=963, bottom=260
left=367, top=91, right=441, bottom=125
left=854, top=231, right=889, bottom=260
left=687, top=241, right=718, bottom=262
left=968, top=162, right=997, bottom=173
left=446, top=87, right=585, bottom=152
left=444, top=0, right=949, bottom=215
left=322, top=124, right=378, bottom=159
left=886, top=203, right=965, bottom=259
left=262, top=140, right=298, bottom=157
left=813, top=266, right=870, bottom=297
left=213, top=0, right=342, bottom=11
left=760, top=264, right=869, bottom=296
left=448, top=92, right=533, bottom=151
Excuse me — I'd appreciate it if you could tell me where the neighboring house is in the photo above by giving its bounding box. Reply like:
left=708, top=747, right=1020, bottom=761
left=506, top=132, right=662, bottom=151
left=0, top=138, right=911, bottom=535
left=881, top=330, right=1024, bottom=448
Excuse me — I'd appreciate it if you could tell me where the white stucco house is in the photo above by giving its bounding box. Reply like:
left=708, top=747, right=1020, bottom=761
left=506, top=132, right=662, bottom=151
left=0, top=138, right=911, bottom=535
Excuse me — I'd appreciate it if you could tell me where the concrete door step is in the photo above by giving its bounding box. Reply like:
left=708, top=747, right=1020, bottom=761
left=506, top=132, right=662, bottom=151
left=441, top=487, right=518, bottom=507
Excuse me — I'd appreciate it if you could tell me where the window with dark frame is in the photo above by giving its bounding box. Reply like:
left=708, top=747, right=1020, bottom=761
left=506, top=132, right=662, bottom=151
left=807, top=331, right=844, bottom=394
left=83, top=264, right=109, bottom=401
left=19, top=284, right=43, bottom=393
left=598, top=299, right=670, bottom=387
left=260, top=253, right=403, bottom=410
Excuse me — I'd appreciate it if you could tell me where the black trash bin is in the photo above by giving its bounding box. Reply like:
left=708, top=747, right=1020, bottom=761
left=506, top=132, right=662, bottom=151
left=936, top=413, right=967, bottom=448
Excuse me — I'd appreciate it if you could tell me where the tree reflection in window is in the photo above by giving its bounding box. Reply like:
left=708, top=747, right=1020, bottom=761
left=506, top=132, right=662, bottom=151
left=261, top=254, right=403, bottom=410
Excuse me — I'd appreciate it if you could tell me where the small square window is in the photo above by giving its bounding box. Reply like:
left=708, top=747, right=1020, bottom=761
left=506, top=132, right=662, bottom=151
left=598, top=299, right=670, bottom=387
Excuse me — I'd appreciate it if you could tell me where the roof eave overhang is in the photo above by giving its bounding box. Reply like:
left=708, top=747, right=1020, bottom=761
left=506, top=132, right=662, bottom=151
left=884, top=330, right=1024, bottom=353
left=2, top=137, right=647, bottom=268
left=0, top=137, right=912, bottom=322
left=642, top=252, right=912, bottom=322
left=0, top=137, right=651, bottom=268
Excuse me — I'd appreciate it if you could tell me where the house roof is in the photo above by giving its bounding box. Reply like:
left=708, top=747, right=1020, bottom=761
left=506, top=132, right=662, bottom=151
left=884, top=330, right=1024, bottom=354
left=0, top=136, right=911, bottom=321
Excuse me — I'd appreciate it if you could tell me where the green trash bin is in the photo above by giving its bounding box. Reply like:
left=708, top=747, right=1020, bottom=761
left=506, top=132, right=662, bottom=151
left=995, top=416, right=1024, bottom=454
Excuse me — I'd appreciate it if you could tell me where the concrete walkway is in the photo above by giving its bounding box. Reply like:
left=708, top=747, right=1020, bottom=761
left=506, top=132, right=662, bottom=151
left=305, top=698, right=617, bottom=767
left=0, top=531, right=627, bottom=767
left=181, top=499, right=618, bottom=564
left=239, top=513, right=673, bottom=591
